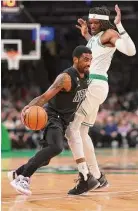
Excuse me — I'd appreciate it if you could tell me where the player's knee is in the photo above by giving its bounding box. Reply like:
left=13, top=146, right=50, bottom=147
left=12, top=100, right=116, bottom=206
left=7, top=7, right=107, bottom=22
left=66, top=127, right=80, bottom=144
left=53, top=145, right=63, bottom=155
left=51, top=142, right=63, bottom=155
left=39, top=159, right=50, bottom=168
left=67, top=122, right=81, bottom=134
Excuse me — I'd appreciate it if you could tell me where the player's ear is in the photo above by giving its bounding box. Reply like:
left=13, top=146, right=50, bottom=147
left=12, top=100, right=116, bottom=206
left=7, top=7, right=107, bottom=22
left=73, top=56, right=78, bottom=64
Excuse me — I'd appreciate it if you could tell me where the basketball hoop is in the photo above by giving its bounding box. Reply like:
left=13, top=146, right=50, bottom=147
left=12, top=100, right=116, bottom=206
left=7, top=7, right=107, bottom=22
left=4, top=50, right=20, bottom=70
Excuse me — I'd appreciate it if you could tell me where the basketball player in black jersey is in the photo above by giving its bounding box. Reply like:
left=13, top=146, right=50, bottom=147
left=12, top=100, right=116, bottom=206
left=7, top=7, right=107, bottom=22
left=8, top=45, right=99, bottom=195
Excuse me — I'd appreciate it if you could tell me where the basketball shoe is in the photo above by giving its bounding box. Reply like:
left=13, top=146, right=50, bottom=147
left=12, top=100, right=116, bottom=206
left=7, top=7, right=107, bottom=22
left=10, top=175, right=32, bottom=196
left=7, top=170, right=17, bottom=182
left=95, top=172, right=109, bottom=190
left=68, top=173, right=100, bottom=195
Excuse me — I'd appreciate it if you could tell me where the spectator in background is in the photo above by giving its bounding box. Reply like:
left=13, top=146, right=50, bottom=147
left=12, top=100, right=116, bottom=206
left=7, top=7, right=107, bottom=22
left=101, top=116, right=122, bottom=147
left=126, top=127, right=138, bottom=148
left=118, top=119, right=132, bottom=138
left=1, top=86, right=138, bottom=149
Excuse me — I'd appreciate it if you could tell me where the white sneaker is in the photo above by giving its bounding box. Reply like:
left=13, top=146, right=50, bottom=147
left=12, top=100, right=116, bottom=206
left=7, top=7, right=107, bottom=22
left=7, top=170, right=17, bottom=182
left=11, top=175, right=32, bottom=196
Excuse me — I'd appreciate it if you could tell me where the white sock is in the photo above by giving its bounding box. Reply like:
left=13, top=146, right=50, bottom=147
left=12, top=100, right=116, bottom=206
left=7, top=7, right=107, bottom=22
left=78, top=162, right=89, bottom=181
left=80, top=125, right=101, bottom=179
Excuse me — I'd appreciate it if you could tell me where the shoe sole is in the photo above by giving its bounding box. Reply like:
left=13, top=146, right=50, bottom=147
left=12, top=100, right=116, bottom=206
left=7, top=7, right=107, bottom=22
left=8, top=172, right=22, bottom=194
left=15, top=186, right=32, bottom=196
left=96, top=183, right=109, bottom=190
left=10, top=180, right=23, bottom=194
left=91, top=182, right=109, bottom=191
left=79, top=182, right=100, bottom=195
left=10, top=181, right=32, bottom=196
left=89, top=181, right=100, bottom=191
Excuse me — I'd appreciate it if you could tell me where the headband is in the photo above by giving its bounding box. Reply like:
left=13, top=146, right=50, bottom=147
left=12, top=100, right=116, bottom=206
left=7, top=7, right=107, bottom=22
left=88, top=14, right=109, bottom=20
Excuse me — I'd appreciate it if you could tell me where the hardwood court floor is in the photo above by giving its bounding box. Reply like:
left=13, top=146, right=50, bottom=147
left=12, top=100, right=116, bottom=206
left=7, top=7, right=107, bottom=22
left=1, top=148, right=138, bottom=211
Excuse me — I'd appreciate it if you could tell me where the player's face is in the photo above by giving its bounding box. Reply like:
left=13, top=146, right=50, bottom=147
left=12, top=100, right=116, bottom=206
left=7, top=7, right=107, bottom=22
left=78, top=53, right=92, bottom=73
left=88, top=19, right=101, bottom=35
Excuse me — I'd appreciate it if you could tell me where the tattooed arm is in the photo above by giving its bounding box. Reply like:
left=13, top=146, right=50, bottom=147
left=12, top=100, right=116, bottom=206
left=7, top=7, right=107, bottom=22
left=28, top=73, right=71, bottom=107
left=21, top=73, right=71, bottom=122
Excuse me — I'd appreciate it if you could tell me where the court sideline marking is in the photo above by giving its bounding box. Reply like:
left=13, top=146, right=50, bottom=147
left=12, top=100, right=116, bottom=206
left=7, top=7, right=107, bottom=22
left=2, top=189, right=138, bottom=204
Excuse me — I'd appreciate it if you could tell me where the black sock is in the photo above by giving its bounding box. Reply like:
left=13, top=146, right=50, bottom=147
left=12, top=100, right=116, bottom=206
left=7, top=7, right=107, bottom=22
left=16, top=165, right=25, bottom=176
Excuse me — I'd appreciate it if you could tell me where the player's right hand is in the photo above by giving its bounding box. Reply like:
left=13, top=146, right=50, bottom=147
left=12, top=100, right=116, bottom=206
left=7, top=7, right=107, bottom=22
left=76, top=18, right=89, bottom=37
left=21, top=105, right=30, bottom=124
left=114, top=4, right=121, bottom=25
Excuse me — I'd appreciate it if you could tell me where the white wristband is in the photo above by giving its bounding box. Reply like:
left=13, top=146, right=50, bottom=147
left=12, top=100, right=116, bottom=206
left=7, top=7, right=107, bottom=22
left=116, top=22, right=125, bottom=34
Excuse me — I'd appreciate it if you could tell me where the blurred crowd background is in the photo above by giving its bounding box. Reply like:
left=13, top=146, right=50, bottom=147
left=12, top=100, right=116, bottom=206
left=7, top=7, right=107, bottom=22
left=1, top=1, right=138, bottom=150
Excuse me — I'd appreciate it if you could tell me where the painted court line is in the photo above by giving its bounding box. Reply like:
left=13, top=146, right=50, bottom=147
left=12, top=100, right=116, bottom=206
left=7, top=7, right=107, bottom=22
left=2, top=195, right=67, bottom=204
left=2, top=189, right=138, bottom=204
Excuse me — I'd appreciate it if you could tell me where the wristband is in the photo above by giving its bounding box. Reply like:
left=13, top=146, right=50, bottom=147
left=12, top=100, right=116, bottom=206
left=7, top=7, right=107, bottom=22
left=116, top=22, right=125, bottom=34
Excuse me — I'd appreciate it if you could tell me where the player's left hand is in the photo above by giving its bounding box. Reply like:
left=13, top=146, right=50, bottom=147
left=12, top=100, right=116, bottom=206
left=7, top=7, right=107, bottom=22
left=114, top=4, right=121, bottom=25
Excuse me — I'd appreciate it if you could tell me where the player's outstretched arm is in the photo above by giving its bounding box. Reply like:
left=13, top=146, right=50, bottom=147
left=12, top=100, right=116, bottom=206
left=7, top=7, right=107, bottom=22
left=21, top=73, right=71, bottom=121
left=101, top=5, right=136, bottom=56
left=113, top=5, right=136, bottom=56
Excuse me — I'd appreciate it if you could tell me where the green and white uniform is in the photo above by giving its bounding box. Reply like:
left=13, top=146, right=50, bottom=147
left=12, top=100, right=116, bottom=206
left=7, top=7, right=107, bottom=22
left=80, top=31, right=116, bottom=126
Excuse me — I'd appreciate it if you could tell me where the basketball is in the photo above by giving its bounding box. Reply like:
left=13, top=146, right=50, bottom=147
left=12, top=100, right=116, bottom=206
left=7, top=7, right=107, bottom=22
left=24, top=106, right=48, bottom=130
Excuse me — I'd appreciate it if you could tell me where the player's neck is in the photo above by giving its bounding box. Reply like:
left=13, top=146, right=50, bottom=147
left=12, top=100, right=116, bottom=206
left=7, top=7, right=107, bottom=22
left=92, top=30, right=102, bottom=37
left=73, top=65, right=84, bottom=78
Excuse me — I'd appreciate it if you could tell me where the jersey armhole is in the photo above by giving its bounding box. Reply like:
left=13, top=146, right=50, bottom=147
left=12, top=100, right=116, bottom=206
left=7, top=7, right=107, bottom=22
left=86, top=38, right=92, bottom=47
left=98, top=37, right=106, bottom=48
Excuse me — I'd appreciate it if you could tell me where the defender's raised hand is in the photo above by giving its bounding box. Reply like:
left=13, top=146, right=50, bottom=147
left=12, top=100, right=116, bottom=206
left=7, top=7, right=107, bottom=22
left=76, top=18, right=89, bottom=37
left=114, top=4, right=121, bottom=25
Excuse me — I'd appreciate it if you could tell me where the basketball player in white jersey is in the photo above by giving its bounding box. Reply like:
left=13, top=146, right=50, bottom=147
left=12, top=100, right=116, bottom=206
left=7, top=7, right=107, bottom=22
left=66, top=5, right=136, bottom=195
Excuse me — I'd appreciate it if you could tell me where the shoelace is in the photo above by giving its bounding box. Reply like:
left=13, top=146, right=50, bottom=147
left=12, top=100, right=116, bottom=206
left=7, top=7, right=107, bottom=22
left=74, top=175, right=83, bottom=189
left=19, top=178, right=30, bottom=189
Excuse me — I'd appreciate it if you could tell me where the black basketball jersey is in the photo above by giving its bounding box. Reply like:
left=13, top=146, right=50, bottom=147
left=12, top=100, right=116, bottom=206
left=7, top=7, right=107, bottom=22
left=47, top=67, right=89, bottom=125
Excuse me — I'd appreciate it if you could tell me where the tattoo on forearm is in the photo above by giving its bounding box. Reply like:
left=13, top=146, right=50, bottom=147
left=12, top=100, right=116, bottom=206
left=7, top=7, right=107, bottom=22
left=28, top=73, right=71, bottom=107
left=29, top=96, right=46, bottom=107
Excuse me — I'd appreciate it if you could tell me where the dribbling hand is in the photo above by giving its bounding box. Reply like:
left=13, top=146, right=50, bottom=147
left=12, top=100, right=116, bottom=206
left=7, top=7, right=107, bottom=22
left=21, top=105, right=30, bottom=124
left=76, top=18, right=89, bottom=37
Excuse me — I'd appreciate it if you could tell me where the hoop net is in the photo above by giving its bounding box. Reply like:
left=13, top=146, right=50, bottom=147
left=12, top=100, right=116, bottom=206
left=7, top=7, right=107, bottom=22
left=4, top=51, right=20, bottom=70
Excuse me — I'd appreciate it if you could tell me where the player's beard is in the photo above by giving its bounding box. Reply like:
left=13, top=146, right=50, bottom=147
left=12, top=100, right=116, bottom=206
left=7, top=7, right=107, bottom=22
left=85, top=65, right=90, bottom=72
left=77, top=63, right=90, bottom=74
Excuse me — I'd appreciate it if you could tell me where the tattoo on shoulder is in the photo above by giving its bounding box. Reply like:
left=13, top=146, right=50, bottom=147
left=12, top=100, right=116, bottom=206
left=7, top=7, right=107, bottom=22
left=52, top=73, right=70, bottom=89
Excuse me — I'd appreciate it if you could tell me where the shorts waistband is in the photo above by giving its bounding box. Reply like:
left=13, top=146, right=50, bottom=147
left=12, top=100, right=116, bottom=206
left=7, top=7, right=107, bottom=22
left=89, top=74, right=108, bottom=82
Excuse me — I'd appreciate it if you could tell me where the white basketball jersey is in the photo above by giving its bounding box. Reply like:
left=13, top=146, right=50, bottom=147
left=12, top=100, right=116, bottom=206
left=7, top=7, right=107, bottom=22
left=86, top=31, right=116, bottom=77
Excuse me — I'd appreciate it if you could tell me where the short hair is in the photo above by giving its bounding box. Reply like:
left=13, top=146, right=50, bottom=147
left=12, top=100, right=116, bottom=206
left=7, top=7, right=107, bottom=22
left=72, top=45, right=92, bottom=58
left=89, top=6, right=114, bottom=30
